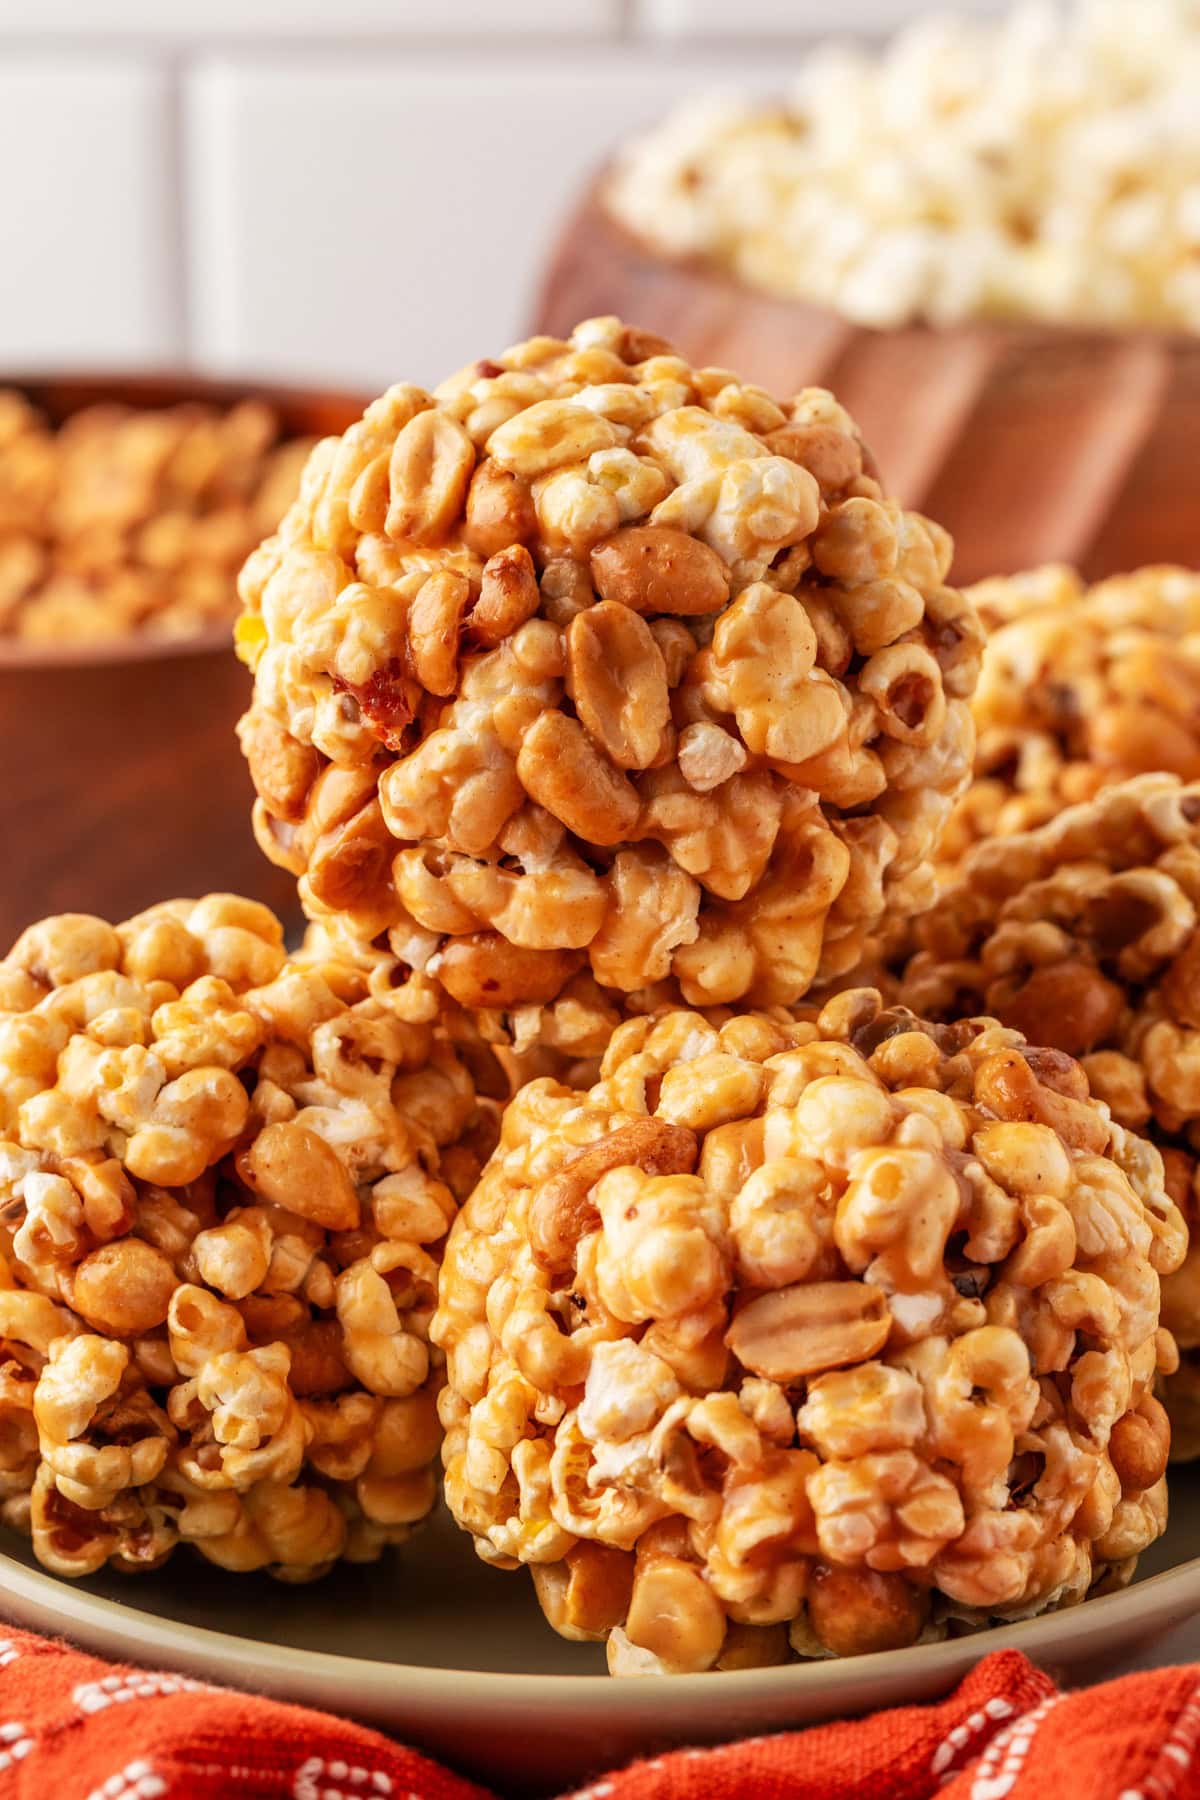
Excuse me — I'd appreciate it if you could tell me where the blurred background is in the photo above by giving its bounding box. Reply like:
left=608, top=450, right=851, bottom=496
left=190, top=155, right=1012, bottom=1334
left=0, top=0, right=1008, bottom=387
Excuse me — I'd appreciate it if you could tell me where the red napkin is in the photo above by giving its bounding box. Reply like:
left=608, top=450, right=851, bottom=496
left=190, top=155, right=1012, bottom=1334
left=0, top=1625, right=1196, bottom=1799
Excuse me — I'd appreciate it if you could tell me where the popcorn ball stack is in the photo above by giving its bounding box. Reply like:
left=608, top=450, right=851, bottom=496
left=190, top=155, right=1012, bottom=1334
left=899, top=776, right=1200, bottom=1457
left=431, top=988, right=1182, bottom=1674
left=0, top=392, right=313, bottom=644
left=942, top=565, right=1200, bottom=871
left=0, top=895, right=495, bottom=1580
left=236, top=316, right=981, bottom=1069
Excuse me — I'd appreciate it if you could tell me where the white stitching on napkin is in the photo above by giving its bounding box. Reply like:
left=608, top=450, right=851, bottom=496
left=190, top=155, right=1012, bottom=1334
left=73, top=1673, right=208, bottom=1715
left=84, top=1759, right=167, bottom=1800
left=1117, top=1672, right=1200, bottom=1799
left=931, top=1696, right=1016, bottom=1784
left=292, top=1756, right=394, bottom=1799
left=968, top=1694, right=1063, bottom=1800
left=0, top=1720, right=33, bottom=1772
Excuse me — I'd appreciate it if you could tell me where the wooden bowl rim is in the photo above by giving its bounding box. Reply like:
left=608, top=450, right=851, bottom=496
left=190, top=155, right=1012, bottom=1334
left=0, top=368, right=371, bottom=672
left=6, top=367, right=372, bottom=425
left=0, top=620, right=236, bottom=671
left=556, top=172, right=1200, bottom=356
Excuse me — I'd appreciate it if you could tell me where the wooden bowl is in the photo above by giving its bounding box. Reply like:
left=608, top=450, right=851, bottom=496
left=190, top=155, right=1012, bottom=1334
left=536, top=182, right=1200, bottom=586
left=0, top=374, right=368, bottom=949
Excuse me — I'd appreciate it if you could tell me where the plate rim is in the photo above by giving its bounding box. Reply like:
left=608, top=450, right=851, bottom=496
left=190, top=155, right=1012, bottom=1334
left=2, top=1540, right=1200, bottom=1712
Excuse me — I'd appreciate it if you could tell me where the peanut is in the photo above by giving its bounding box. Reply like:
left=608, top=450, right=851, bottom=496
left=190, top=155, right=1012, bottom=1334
left=408, top=569, right=470, bottom=696
left=239, top=1121, right=361, bottom=1232
left=487, top=399, right=619, bottom=478
left=306, top=797, right=395, bottom=915
left=806, top=1563, right=927, bottom=1656
left=467, top=545, right=541, bottom=649
left=566, top=602, right=670, bottom=771
left=997, top=960, right=1125, bottom=1058
left=529, top=1118, right=699, bottom=1270
left=462, top=458, right=536, bottom=557
left=590, top=525, right=729, bottom=616
left=532, top=1542, right=636, bottom=1641
left=516, top=711, right=640, bottom=846
left=386, top=409, right=475, bottom=546
left=725, top=1280, right=891, bottom=1381
left=238, top=711, right=321, bottom=822
left=764, top=423, right=862, bottom=490
left=1109, top=1394, right=1170, bottom=1492
left=432, top=933, right=582, bottom=1009
left=69, top=1240, right=177, bottom=1337
left=624, top=1556, right=726, bottom=1672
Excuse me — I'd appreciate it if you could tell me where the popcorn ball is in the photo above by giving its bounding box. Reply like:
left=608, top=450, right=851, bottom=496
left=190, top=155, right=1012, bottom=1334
left=0, top=894, right=496, bottom=1579
left=941, top=565, right=1200, bottom=871
left=606, top=0, right=1200, bottom=331
left=0, top=390, right=313, bottom=643
left=899, top=775, right=1200, bottom=1456
left=236, top=315, right=980, bottom=1060
left=431, top=988, right=1181, bottom=1672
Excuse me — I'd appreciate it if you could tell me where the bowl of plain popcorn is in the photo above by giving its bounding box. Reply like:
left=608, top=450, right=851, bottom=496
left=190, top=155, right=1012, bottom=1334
left=539, top=0, right=1200, bottom=584
left=1, top=317, right=1199, bottom=1794
left=0, top=374, right=367, bottom=945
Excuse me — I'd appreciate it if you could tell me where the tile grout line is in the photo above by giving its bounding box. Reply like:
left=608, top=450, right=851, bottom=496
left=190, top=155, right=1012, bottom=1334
left=161, top=50, right=193, bottom=365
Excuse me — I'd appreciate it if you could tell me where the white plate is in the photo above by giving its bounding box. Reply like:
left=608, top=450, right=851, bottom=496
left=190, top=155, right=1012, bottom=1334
left=3, top=1475, right=1200, bottom=1797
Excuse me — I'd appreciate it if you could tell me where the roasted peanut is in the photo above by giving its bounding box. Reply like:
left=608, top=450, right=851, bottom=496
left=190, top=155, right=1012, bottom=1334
left=726, top=1281, right=891, bottom=1381
left=408, top=569, right=470, bottom=696
left=566, top=602, right=670, bottom=770
left=516, top=711, right=640, bottom=845
left=386, top=409, right=475, bottom=546
left=69, top=1240, right=177, bottom=1337
left=532, top=1541, right=636, bottom=1641
left=530, top=1118, right=699, bottom=1270
left=237, top=710, right=321, bottom=822
left=590, top=525, right=729, bottom=616
left=805, top=1563, right=927, bottom=1656
left=239, top=1121, right=361, bottom=1232
left=488, top=399, right=619, bottom=477
left=433, top=933, right=582, bottom=1009
left=462, top=459, right=537, bottom=557
left=467, top=545, right=540, bottom=648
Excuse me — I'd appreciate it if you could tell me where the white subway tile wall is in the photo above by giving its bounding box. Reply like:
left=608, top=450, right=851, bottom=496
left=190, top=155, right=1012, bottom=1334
left=11, top=1, right=621, bottom=39
left=0, top=59, right=177, bottom=367
left=184, top=53, right=785, bottom=387
left=638, top=0, right=1003, bottom=32
left=0, top=0, right=1001, bottom=387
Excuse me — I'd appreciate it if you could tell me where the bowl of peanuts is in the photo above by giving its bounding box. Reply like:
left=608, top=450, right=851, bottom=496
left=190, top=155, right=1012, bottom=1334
left=3, top=309, right=1200, bottom=1795
left=537, top=3, right=1200, bottom=586
left=0, top=373, right=368, bottom=945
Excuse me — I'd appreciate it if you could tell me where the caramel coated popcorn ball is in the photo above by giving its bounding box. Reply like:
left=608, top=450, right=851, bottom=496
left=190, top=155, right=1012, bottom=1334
left=0, top=895, right=496, bottom=1579
left=607, top=0, right=1200, bottom=331
left=236, top=316, right=980, bottom=1055
left=0, top=391, right=313, bottom=643
left=431, top=988, right=1180, bottom=1672
left=942, top=565, right=1200, bottom=870
left=899, top=775, right=1200, bottom=1455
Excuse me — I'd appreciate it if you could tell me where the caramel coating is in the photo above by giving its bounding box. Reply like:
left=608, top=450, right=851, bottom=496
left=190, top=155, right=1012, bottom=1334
left=899, top=774, right=1200, bottom=1457
left=0, top=896, right=496, bottom=1580
left=942, top=565, right=1200, bottom=872
left=236, top=318, right=980, bottom=1051
left=432, top=987, right=1179, bottom=1672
